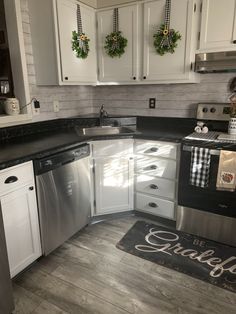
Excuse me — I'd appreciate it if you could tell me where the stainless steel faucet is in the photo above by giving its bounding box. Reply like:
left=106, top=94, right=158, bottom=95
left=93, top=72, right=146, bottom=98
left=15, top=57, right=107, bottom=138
left=99, top=105, right=108, bottom=126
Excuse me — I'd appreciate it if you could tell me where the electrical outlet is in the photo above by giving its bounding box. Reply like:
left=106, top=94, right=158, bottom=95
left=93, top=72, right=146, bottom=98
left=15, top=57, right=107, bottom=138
left=149, top=98, right=156, bottom=109
left=32, top=99, right=40, bottom=115
left=53, top=100, right=60, bottom=112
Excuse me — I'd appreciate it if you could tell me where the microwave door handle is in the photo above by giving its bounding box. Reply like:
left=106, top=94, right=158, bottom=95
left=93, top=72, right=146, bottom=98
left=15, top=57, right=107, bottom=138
left=182, top=145, right=220, bottom=156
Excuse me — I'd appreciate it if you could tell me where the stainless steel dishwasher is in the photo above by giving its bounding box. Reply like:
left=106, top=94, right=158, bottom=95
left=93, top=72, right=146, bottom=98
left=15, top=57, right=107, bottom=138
left=34, top=144, right=91, bottom=255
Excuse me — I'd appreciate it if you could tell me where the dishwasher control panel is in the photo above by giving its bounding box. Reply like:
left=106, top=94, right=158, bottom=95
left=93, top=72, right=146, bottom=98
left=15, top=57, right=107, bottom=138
left=34, top=144, right=90, bottom=175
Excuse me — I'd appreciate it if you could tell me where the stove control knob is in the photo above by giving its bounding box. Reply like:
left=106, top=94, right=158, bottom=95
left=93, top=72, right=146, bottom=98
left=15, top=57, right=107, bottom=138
left=202, top=107, right=208, bottom=113
left=210, top=107, right=216, bottom=113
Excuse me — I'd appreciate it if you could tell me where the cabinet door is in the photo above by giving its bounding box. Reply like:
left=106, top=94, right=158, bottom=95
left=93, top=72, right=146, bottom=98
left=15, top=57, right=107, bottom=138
left=97, top=4, right=140, bottom=82
left=143, top=0, right=197, bottom=82
left=57, top=0, right=97, bottom=84
left=1, top=185, right=42, bottom=278
left=199, top=0, right=236, bottom=51
left=93, top=157, right=134, bottom=215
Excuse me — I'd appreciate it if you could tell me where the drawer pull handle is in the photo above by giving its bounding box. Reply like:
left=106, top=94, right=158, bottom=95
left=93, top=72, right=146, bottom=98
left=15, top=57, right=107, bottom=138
left=29, top=186, right=34, bottom=191
left=150, top=165, right=158, bottom=170
left=150, top=184, right=158, bottom=190
left=4, top=176, right=18, bottom=184
left=150, top=147, right=158, bottom=152
left=148, top=202, right=158, bottom=208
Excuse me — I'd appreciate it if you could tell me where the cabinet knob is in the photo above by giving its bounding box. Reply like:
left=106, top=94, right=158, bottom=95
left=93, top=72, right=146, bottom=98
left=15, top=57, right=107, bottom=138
left=143, top=76, right=147, bottom=80
left=148, top=202, right=158, bottom=208
left=150, top=165, right=158, bottom=170
left=150, top=147, right=158, bottom=152
left=150, top=184, right=159, bottom=190
left=233, top=40, right=236, bottom=44
left=65, top=77, right=68, bottom=80
left=4, top=176, right=18, bottom=184
left=133, top=77, right=136, bottom=80
left=29, top=186, right=34, bottom=191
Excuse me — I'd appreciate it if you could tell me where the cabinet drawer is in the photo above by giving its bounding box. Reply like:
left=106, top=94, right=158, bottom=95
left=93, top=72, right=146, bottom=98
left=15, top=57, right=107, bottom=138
left=135, top=140, right=177, bottom=159
left=0, top=161, right=34, bottom=196
left=135, top=175, right=175, bottom=200
left=92, top=139, right=133, bottom=157
left=135, top=193, right=175, bottom=219
left=135, top=156, right=176, bottom=180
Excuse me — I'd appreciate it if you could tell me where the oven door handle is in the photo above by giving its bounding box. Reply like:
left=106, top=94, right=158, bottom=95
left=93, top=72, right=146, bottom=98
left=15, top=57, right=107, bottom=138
left=182, top=145, right=220, bottom=156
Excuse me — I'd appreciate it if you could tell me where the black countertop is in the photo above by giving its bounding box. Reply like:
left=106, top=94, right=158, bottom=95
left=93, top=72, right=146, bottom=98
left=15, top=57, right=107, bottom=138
left=0, top=116, right=196, bottom=170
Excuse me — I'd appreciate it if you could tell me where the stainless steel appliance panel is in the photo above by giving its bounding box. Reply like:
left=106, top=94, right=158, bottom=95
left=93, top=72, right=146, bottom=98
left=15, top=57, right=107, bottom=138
left=178, top=144, right=236, bottom=218
left=0, top=206, right=14, bottom=313
left=36, top=156, right=91, bottom=255
left=177, top=206, right=236, bottom=247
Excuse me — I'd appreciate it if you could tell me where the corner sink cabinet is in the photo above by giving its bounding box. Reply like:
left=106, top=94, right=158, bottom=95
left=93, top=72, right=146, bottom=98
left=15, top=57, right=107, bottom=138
left=91, top=139, right=134, bottom=215
left=198, top=0, right=236, bottom=52
left=0, top=161, right=42, bottom=278
left=91, top=138, right=179, bottom=219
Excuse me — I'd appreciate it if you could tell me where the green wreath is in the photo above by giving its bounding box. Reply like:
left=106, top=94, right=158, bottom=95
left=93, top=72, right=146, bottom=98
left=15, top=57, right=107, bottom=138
left=72, top=31, right=90, bottom=59
left=153, top=24, right=181, bottom=56
left=104, top=31, right=128, bottom=58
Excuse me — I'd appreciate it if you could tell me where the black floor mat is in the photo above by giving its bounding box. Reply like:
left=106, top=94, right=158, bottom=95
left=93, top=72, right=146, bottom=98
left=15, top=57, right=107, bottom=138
left=116, top=220, right=236, bottom=293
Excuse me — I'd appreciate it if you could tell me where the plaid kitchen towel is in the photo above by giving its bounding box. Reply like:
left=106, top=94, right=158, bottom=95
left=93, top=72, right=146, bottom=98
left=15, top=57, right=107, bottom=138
left=189, top=147, right=211, bottom=188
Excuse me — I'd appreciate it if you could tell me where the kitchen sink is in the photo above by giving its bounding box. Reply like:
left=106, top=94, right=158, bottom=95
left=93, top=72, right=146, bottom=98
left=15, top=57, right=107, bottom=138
left=76, top=126, right=135, bottom=136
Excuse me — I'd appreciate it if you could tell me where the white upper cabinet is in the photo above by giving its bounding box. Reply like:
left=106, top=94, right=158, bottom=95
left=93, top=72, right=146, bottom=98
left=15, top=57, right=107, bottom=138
left=57, top=0, right=97, bottom=83
left=143, top=0, right=199, bottom=83
left=97, top=4, right=140, bottom=83
left=199, top=0, right=236, bottom=52
left=29, top=0, right=97, bottom=85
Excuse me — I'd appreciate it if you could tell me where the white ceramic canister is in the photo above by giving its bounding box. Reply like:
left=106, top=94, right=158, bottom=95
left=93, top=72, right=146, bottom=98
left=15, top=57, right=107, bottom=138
left=4, top=98, right=20, bottom=115
left=228, top=117, right=236, bottom=135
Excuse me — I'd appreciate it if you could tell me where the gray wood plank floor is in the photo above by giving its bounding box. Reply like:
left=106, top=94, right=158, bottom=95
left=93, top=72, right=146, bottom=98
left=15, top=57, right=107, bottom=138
left=13, top=216, right=236, bottom=314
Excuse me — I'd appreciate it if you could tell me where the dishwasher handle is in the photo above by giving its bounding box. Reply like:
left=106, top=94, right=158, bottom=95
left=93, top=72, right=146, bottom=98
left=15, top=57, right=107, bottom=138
left=61, top=158, right=75, bottom=166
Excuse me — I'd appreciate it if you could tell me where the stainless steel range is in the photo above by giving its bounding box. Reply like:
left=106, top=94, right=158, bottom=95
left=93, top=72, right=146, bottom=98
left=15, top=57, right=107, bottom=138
left=177, top=103, right=236, bottom=247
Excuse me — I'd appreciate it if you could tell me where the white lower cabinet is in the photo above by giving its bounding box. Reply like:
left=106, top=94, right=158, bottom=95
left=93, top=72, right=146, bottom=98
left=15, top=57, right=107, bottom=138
left=0, top=162, right=41, bottom=278
left=136, top=193, right=175, bottom=219
left=135, top=175, right=176, bottom=200
left=134, top=140, right=179, bottom=220
left=91, top=139, right=134, bottom=215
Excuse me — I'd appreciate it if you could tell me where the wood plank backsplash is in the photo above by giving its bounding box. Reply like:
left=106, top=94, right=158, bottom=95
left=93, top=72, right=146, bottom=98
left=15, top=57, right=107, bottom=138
left=21, top=0, right=235, bottom=122
left=93, top=73, right=235, bottom=118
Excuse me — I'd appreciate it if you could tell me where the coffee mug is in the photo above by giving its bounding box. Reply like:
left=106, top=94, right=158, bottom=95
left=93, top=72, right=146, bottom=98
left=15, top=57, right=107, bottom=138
left=4, top=98, right=20, bottom=115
